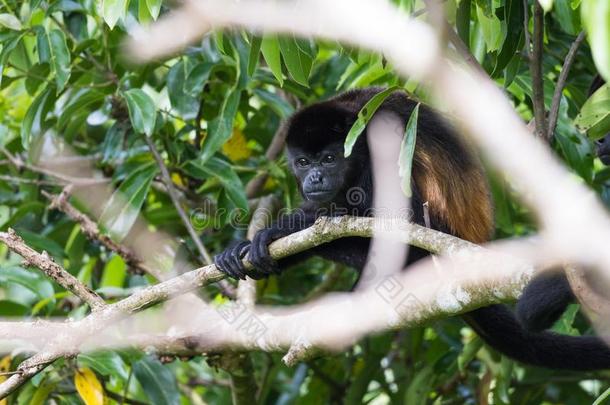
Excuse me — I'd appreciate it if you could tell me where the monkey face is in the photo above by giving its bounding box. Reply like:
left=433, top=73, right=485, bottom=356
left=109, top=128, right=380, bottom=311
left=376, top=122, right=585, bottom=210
left=286, top=143, right=350, bottom=203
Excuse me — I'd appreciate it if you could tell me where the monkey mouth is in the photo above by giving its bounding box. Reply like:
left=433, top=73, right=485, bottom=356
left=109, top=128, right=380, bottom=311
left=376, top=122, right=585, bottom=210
left=305, top=190, right=335, bottom=201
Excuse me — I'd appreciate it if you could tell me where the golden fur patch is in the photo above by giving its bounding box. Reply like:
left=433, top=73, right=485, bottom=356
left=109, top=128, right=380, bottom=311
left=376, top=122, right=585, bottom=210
left=412, top=144, right=494, bottom=244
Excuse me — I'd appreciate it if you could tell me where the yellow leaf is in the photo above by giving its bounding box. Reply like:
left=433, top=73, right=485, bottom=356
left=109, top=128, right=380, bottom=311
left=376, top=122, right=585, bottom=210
left=222, top=129, right=251, bottom=162
left=171, top=172, right=185, bottom=188
left=263, top=176, right=276, bottom=191
left=0, top=356, right=11, bottom=405
left=74, top=368, right=106, bottom=405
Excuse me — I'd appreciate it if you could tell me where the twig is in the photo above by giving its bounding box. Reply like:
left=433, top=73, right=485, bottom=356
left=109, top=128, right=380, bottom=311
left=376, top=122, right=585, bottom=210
left=145, top=137, right=213, bottom=264
left=546, top=31, right=586, bottom=140
left=146, top=137, right=235, bottom=297
left=529, top=1, right=547, bottom=138
left=0, top=175, right=61, bottom=186
left=0, top=147, right=109, bottom=187
left=0, top=229, right=105, bottom=311
left=445, top=21, right=488, bottom=77
left=42, top=187, right=157, bottom=277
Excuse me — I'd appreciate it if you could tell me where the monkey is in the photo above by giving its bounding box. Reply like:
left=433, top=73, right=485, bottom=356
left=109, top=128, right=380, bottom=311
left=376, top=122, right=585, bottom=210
left=516, top=74, right=610, bottom=332
left=214, top=87, right=610, bottom=370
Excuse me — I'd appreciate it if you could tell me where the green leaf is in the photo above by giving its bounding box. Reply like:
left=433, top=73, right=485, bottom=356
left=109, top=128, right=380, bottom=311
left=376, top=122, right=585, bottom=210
left=20, top=86, right=53, bottom=148
left=78, top=351, right=128, bottom=380
left=123, top=89, right=157, bottom=136
left=99, top=162, right=158, bottom=241
left=0, top=266, right=54, bottom=301
left=138, top=0, right=152, bottom=24
left=593, top=387, right=610, bottom=405
left=398, top=103, right=419, bottom=197
left=185, top=157, right=248, bottom=210
left=456, top=0, right=471, bottom=45
left=146, top=0, right=162, bottom=20
left=582, top=0, right=610, bottom=81
left=248, top=35, right=262, bottom=76
left=133, top=356, right=180, bottom=405
left=538, top=0, right=554, bottom=12
left=35, top=26, right=50, bottom=63
left=279, top=35, right=315, bottom=86
left=404, top=365, right=435, bottom=405
left=185, top=62, right=214, bottom=96
left=167, top=60, right=199, bottom=119
left=261, top=35, right=284, bottom=86
left=24, top=63, right=49, bottom=95
left=476, top=4, right=503, bottom=52
left=102, top=0, right=129, bottom=29
left=18, top=230, right=65, bottom=261
left=0, top=300, right=29, bottom=316
left=575, top=83, right=610, bottom=139
left=555, top=0, right=581, bottom=34
left=253, top=88, right=294, bottom=118
left=0, top=13, right=22, bottom=31
left=58, top=89, right=106, bottom=130
left=200, top=88, right=241, bottom=162
left=344, top=86, right=400, bottom=157
left=492, top=0, right=524, bottom=76
left=47, top=29, right=71, bottom=92
left=101, top=123, right=126, bottom=164
left=99, top=255, right=127, bottom=288
left=458, top=336, right=483, bottom=372
left=551, top=303, right=580, bottom=335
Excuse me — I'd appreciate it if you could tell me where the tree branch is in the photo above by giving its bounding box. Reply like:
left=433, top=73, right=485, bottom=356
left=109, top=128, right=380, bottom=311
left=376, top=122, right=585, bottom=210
left=530, top=1, right=547, bottom=138
left=0, top=229, right=106, bottom=311
left=0, top=216, right=488, bottom=398
left=145, top=137, right=213, bottom=265
left=43, top=187, right=158, bottom=277
left=546, top=31, right=586, bottom=140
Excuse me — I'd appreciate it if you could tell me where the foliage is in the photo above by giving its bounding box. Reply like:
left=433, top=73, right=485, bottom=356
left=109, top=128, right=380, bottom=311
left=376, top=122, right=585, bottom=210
left=0, top=0, right=608, bottom=404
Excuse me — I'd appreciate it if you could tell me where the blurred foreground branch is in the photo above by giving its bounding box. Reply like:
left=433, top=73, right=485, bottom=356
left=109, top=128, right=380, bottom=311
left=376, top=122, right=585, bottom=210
left=0, top=216, right=536, bottom=398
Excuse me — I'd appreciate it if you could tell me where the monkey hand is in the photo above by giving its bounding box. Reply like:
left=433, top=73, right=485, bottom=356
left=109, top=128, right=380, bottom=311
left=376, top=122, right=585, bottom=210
left=214, top=228, right=285, bottom=280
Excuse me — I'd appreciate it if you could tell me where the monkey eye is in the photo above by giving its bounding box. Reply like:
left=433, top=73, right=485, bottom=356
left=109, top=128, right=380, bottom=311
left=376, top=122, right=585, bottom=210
left=296, top=158, right=310, bottom=167
left=322, top=154, right=335, bottom=164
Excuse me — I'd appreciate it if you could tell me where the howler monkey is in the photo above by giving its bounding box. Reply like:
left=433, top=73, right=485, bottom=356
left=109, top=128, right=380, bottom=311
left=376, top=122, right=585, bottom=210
left=214, top=87, right=610, bottom=370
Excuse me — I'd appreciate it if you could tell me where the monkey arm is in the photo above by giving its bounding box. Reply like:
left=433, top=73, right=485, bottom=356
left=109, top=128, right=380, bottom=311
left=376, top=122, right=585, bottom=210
left=214, top=207, right=318, bottom=280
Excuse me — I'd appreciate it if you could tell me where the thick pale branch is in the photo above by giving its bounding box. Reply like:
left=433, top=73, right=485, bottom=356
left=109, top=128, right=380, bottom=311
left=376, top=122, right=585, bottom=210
left=0, top=216, right=485, bottom=398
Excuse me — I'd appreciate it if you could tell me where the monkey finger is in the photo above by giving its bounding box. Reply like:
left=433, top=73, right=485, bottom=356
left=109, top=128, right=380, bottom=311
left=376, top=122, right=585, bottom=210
left=214, top=252, right=240, bottom=280
left=227, top=241, right=251, bottom=280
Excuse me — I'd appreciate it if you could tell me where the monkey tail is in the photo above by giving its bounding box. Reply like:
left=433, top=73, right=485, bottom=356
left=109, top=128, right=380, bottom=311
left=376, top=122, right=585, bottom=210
left=463, top=305, right=610, bottom=370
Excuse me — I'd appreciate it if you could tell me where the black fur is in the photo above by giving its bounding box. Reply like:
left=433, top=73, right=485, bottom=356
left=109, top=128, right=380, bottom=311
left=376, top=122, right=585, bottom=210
left=214, top=87, right=610, bottom=370
left=516, top=271, right=574, bottom=331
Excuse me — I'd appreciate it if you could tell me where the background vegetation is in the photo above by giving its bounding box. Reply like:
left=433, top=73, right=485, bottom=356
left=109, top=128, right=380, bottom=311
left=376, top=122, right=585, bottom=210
left=0, top=0, right=609, bottom=403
